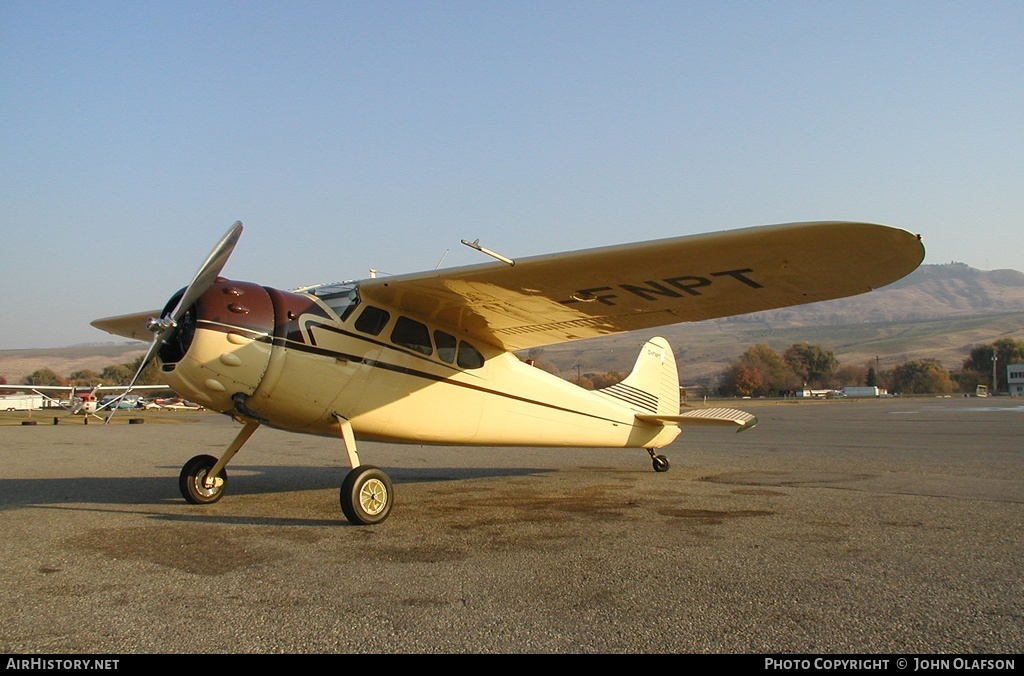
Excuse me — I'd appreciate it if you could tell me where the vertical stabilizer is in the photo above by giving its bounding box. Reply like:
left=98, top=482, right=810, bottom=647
left=596, top=337, right=679, bottom=415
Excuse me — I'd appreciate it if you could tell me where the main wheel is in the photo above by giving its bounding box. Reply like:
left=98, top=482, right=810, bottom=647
left=179, top=454, right=227, bottom=504
left=340, top=465, right=393, bottom=525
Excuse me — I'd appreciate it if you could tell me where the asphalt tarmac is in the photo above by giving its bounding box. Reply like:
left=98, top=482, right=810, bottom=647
left=1, top=397, right=1021, bottom=654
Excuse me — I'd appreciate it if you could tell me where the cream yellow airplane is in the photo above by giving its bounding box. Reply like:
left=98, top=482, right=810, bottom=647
left=91, top=221, right=924, bottom=524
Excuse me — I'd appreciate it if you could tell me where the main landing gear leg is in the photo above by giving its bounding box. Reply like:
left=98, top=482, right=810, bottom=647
left=179, top=419, right=261, bottom=504
left=647, top=448, right=670, bottom=473
left=333, top=414, right=393, bottom=526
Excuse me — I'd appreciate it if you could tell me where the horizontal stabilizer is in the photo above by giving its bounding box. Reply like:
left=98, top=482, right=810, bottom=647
left=636, top=407, right=758, bottom=433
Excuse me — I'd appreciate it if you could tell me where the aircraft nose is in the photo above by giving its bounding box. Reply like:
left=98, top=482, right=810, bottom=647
left=157, top=279, right=275, bottom=413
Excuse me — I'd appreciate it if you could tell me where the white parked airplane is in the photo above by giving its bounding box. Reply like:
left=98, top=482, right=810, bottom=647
left=0, top=383, right=167, bottom=418
left=91, top=220, right=924, bottom=524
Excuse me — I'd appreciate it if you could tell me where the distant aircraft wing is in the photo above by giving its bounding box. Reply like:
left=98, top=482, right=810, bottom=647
left=93, top=385, right=169, bottom=392
left=0, top=385, right=70, bottom=393
left=0, top=384, right=168, bottom=394
left=358, top=221, right=925, bottom=351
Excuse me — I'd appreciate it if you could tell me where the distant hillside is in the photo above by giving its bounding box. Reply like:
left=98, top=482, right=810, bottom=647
left=0, top=343, right=148, bottom=385
left=730, top=263, right=1024, bottom=326
left=2, top=263, right=1023, bottom=387
left=531, top=263, right=1024, bottom=385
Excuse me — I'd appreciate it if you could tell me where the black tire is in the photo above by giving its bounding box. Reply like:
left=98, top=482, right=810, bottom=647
left=340, top=465, right=393, bottom=525
left=179, top=454, right=227, bottom=504
left=652, top=454, right=670, bottom=472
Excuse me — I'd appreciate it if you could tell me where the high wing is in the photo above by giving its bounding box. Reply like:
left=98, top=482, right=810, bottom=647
left=358, top=221, right=924, bottom=351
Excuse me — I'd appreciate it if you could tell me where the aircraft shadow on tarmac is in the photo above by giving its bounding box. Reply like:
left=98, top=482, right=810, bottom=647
left=0, top=465, right=553, bottom=510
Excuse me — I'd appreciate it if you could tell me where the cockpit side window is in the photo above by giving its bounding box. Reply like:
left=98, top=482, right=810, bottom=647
left=308, top=282, right=360, bottom=321
left=434, top=330, right=457, bottom=363
left=391, top=317, right=433, bottom=356
left=354, top=306, right=390, bottom=336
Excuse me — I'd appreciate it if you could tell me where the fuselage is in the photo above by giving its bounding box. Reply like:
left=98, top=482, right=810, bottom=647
left=156, top=278, right=679, bottom=449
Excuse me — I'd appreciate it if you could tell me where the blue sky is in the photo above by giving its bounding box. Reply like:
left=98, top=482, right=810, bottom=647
left=2, top=1, right=1022, bottom=349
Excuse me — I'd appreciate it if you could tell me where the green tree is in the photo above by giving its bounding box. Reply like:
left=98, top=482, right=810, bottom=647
left=68, top=369, right=103, bottom=385
left=123, top=356, right=168, bottom=386
left=890, top=359, right=954, bottom=394
left=100, top=364, right=133, bottom=385
left=960, top=338, right=1024, bottom=392
left=24, top=368, right=62, bottom=386
left=954, top=369, right=985, bottom=395
left=866, top=366, right=878, bottom=387
left=783, top=342, right=838, bottom=387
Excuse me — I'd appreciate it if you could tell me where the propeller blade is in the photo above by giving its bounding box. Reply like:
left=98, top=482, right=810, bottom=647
left=167, top=221, right=244, bottom=324
left=103, top=221, right=244, bottom=425
left=91, top=309, right=164, bottom=341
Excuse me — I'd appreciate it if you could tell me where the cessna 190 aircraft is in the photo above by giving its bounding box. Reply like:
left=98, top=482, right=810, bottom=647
left=91, top=220, right=924, bottom=524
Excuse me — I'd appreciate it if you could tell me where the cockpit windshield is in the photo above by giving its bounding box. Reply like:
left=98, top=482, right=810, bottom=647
left=299, top=281, right=360, bottom=320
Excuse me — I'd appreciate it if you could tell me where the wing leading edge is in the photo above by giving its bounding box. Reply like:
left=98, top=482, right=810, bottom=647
left=358, top=221, right=925, bottom=351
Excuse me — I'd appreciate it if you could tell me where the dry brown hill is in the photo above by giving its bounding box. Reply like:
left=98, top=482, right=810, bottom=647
left=735, top=262, right=1024, bottom=326
left=0, top=344, right=148, bottom=386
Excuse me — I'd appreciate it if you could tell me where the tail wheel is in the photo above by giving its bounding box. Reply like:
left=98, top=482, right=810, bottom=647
left=652, top=454, right=670, bottom=473
left=179, top=454, right=227, bottom=504
left=340, top=465, right=393, bottom=525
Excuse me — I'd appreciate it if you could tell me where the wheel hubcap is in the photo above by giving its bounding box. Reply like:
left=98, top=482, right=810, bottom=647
left=359, top=478, right=388, bottom=516
left=195, top=468, right=220, bottom=498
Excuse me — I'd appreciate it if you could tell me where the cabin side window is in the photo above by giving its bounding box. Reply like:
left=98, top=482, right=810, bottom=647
left=391, top=317, right=433, bottom=356
left=354, top=306, right=390, bottom=336
left=434, top=330, right=457, bottom=364
left=457, top=341, right=484, bottom=369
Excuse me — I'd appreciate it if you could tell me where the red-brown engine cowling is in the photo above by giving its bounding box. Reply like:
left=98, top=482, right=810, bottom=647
left=158, top=279, right=277, bottom=413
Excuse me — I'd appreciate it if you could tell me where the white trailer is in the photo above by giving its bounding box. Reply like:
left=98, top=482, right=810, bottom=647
left=1, top=394, right=45, bottom=411
left=841, top=386, right=886, bottom=398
